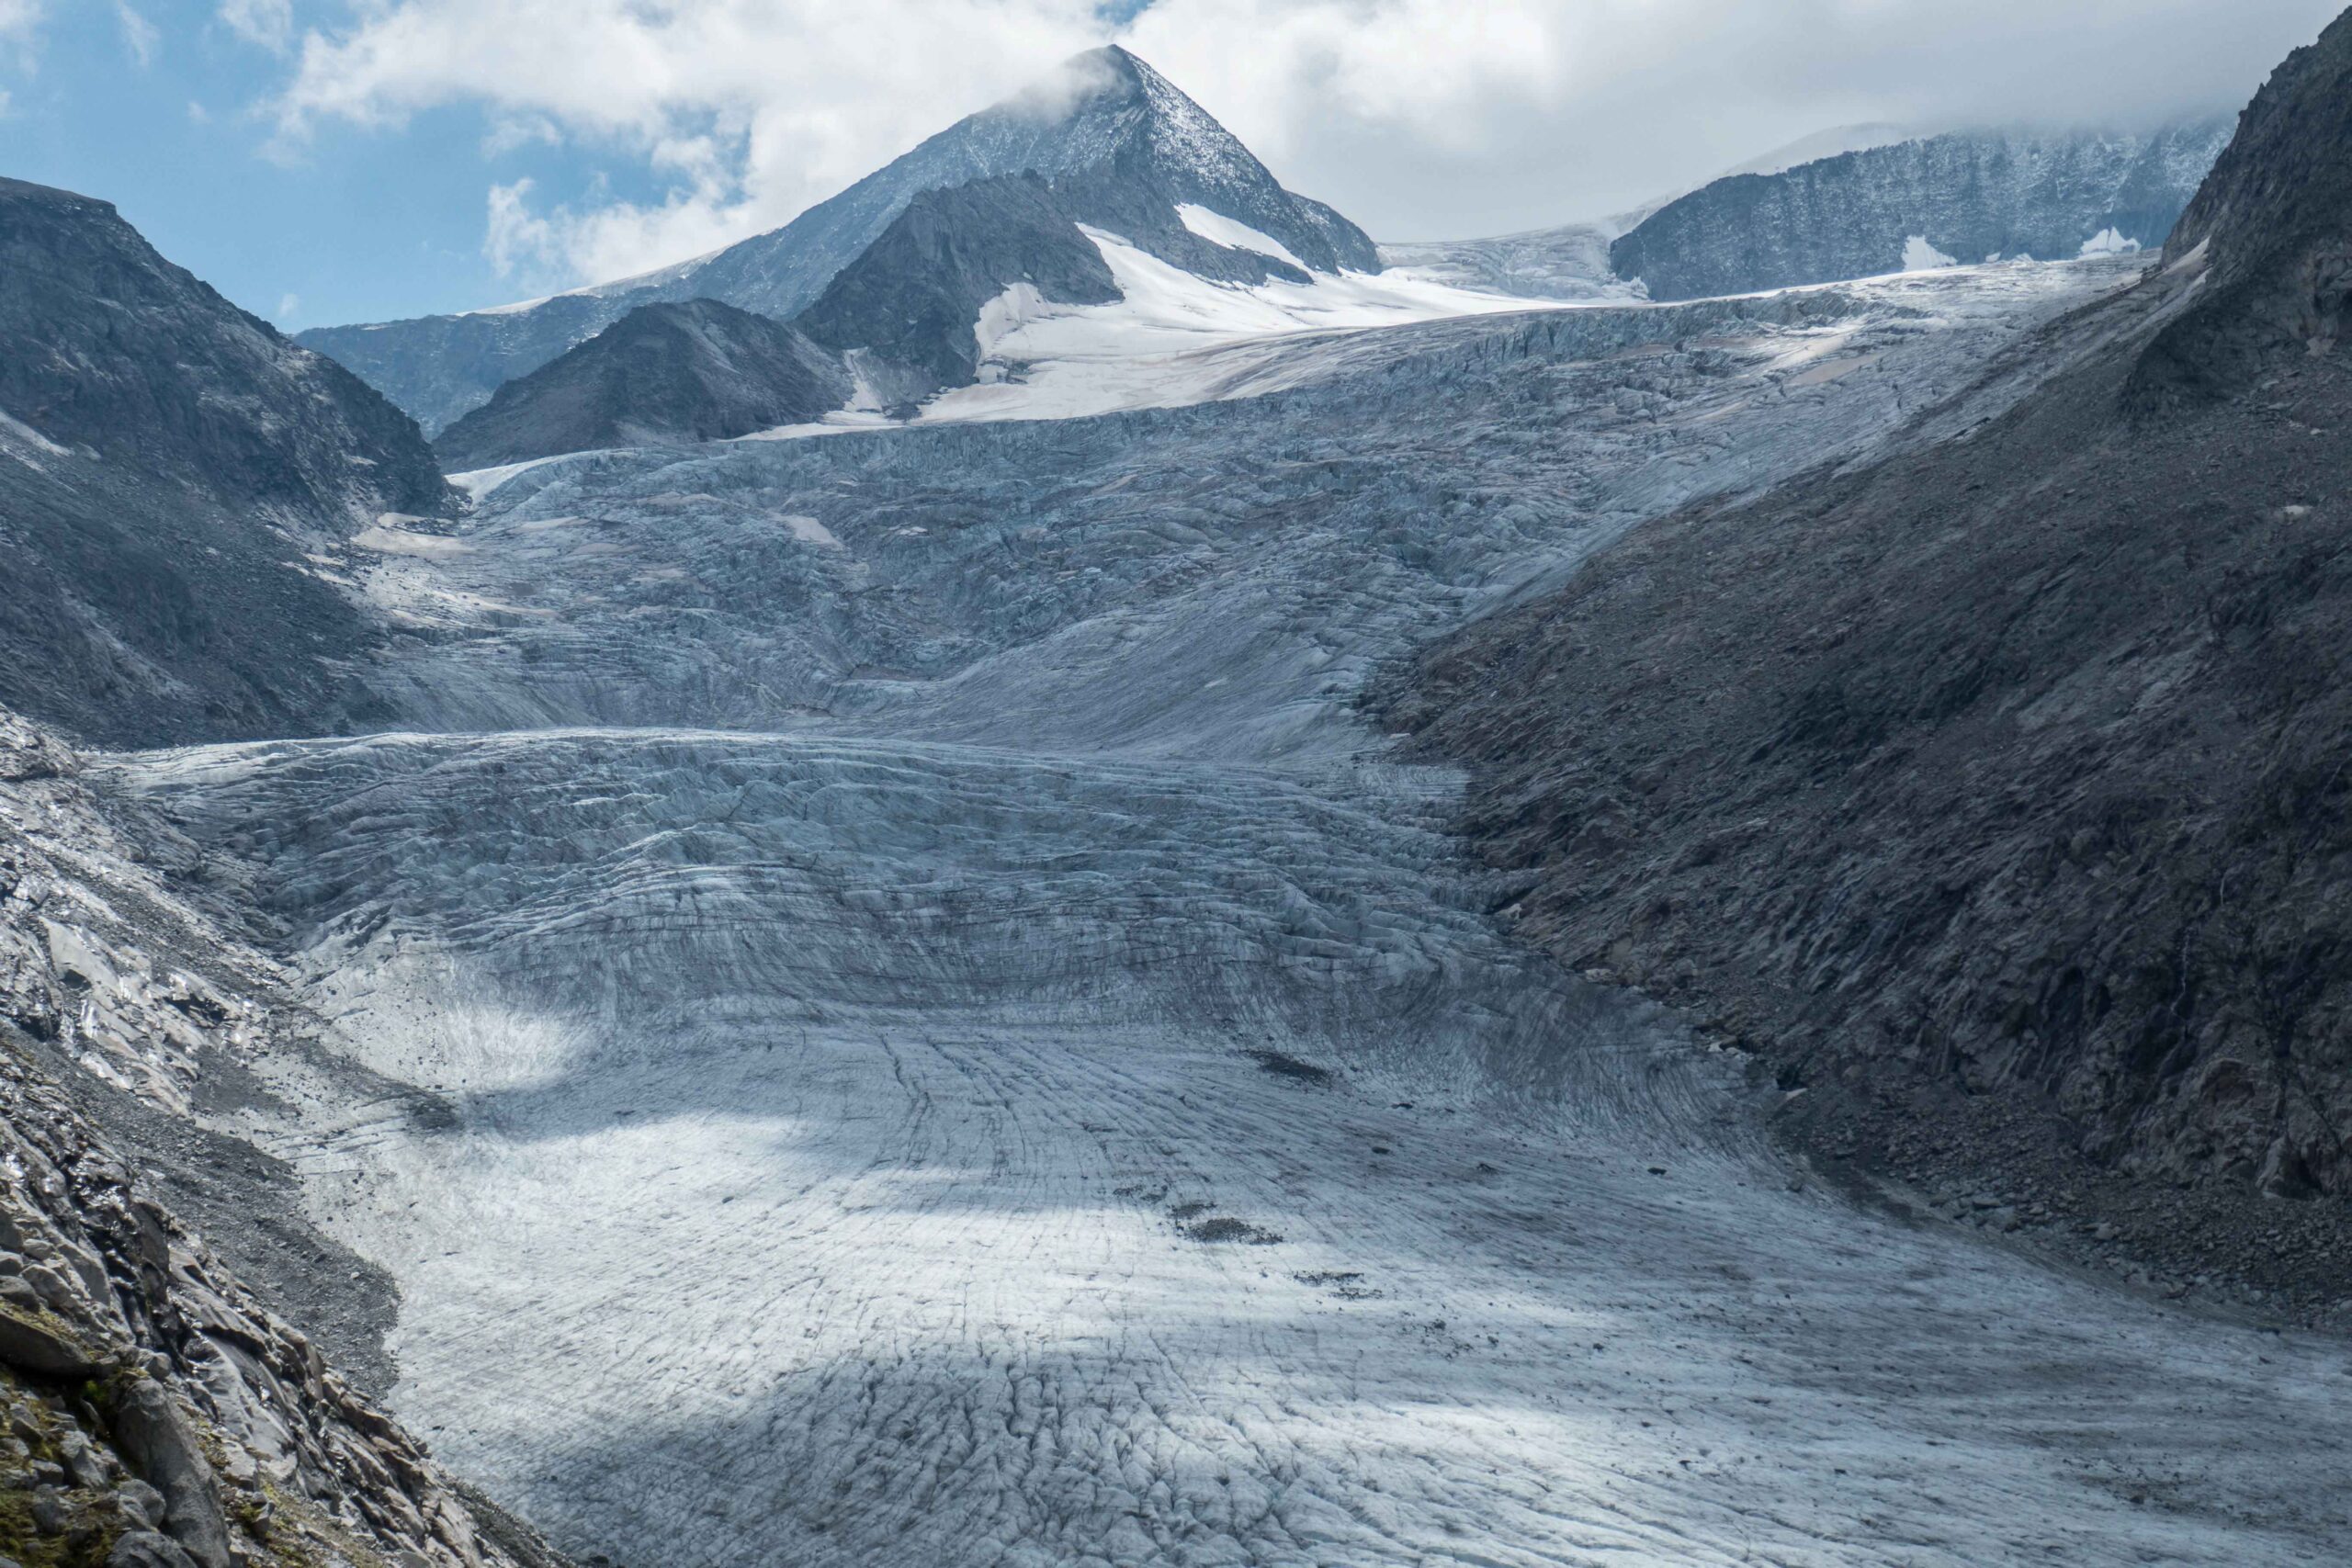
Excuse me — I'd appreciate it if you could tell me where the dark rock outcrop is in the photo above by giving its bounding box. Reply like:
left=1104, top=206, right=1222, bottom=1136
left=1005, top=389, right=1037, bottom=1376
left=1385, top=11, right=2352, bottom=1296
left=433, top=299, right=851, bottom=471
left=1611, top=119, right=2233, bottom=301
left=0, top=176, right=450, bottom=748
left=300, top=46, right=1377, bottom=433
left=2132, top=17, right=2352, bottom=402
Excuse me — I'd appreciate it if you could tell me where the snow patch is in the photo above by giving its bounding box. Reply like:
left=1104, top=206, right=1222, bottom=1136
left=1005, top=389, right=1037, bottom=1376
left=974, top=281, right=1057, bottom=365
left=1175, top=205, right=1309, bottom=272
left=921, top=226, right=1555, bottom=425
left=2078, top=227, right=2143, bottom=257
left=0, top=407, right=73, bottom=461
left=448, top=455, right=571, bottom=500
left=778, top=514, right=842, bottom=548
left=1902, top=236, right=1959, bottom=272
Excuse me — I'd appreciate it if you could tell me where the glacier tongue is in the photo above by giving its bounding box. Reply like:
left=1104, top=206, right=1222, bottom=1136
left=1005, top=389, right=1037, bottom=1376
left=110, top=255, right=2352, bottom=1568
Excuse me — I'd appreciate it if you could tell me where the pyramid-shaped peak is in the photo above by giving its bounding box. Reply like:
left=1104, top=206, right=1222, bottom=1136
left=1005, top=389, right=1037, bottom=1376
left=1005, top=44, right=1206, bottom=127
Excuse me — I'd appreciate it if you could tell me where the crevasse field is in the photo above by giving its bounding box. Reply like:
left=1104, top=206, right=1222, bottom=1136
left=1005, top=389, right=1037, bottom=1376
left=118, top=255, right=2352, bottom=1566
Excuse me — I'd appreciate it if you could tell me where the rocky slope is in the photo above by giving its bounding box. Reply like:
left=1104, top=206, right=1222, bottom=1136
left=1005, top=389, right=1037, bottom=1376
left=0, top=707, right=575, bottom=1568
left=0, top=177, right=449, bottom=749
left=433, top=299, right=850, bottom=471
left=2133, top=12, right=2352, bottom=402
left=1611, top=119, right=2233, bottom=300
left=1383, top=13, right=2352, bottom=1300
left=300, top=47, right=1375, bottom=434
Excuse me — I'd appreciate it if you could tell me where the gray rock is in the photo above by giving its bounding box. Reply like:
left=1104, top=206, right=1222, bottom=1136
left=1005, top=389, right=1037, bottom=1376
left=59, top=1429, right=115, bottom=1489
left=1385, top=13, right=2352, bottom=1252
left=108, top=1381, right=233, bottom=1568
left=118, top=1478, right=167, bottom=1531
left=0, top=1309, right=105, bottom=1379
left=106, top=1530, right=200, bottom=1568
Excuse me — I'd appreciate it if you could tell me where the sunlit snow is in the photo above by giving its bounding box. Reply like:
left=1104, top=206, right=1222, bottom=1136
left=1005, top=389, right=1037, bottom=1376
left=924, top=222, right=1552, bottom=423
left=1902, top=234, right=1960, bottom=271
left=1173, top=203, right=1310, bottom=270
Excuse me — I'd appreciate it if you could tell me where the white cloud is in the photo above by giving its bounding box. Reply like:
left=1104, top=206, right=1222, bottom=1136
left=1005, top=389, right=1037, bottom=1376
left=188, top=98, right=211, bottom=123
left=0, top=0, right=37, bottom=46
left=261, top=0, right=2344, bottom=289
left=220, top=0, right=295, bottom=53
left=272, top=1, right=1106, bottom=283
left=484, top=177, right=559, bottom=279
left=115, top=2, right=158, bottom=69
left=481, top=113, right=562, bottom=158
left=276, top=290, right=301, bottom=321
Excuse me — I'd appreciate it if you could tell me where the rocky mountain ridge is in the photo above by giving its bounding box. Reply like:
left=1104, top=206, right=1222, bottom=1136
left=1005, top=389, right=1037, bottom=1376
left=1612, top=118, right=2234, bottom=300
left=0, top=177, right=448, bottom=749
left=432, top=299, right=850, bottom=471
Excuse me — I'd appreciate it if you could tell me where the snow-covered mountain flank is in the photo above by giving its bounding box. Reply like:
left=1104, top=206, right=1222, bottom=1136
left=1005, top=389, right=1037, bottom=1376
left=298, top=47, right=1377, bottom=435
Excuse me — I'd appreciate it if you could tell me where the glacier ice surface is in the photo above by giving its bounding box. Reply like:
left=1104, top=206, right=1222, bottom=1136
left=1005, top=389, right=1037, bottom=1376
left=112, top=254, right=2352, bottom=1567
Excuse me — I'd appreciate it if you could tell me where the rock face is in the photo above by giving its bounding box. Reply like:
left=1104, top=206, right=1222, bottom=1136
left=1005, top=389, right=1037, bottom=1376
left=300, top=46, right=1376, bottom=434
left=1385, top=12, right=2352, bottom=1255
left=794, top=173, right=1122, bottom=406
left=0, top=176, right=450, bottom=748
left=0, top=704, right=575, bottom=1568
left=1611, top=119, right=2233, bottom=300
left=433, top=299, right=852, bottom=471
left=2133, top=13, right=2352, bottom=401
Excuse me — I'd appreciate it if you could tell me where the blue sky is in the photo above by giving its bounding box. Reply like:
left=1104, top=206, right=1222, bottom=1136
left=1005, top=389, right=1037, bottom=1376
left=0, top=2, right=2337, bottom=333
left=0, top=6, right=732, bottom=328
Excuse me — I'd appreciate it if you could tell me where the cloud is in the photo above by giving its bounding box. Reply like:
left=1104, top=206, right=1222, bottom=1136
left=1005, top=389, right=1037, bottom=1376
left=481, top=114, right=562, bottom=158
left=270, top=1, right=1105, bottom=282
left=259, top=0, right=2344, bottom=288
left=276, top=291, right=301, bottom=321
left=0, top=0, right=36, bottom=71
left=484, top=177, right=559, bottom=279
left=115, top=2, right=158, bottom=69
left=220, top=0, right=295, bottom=54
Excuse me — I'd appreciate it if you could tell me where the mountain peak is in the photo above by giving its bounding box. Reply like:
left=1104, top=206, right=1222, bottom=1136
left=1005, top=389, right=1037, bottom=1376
left=300, top=48, right=1375, bottom=433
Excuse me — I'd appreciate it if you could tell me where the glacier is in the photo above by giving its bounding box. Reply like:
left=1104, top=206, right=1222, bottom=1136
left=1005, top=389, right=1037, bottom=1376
left=106, top=254, right=2352, bottom=1567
